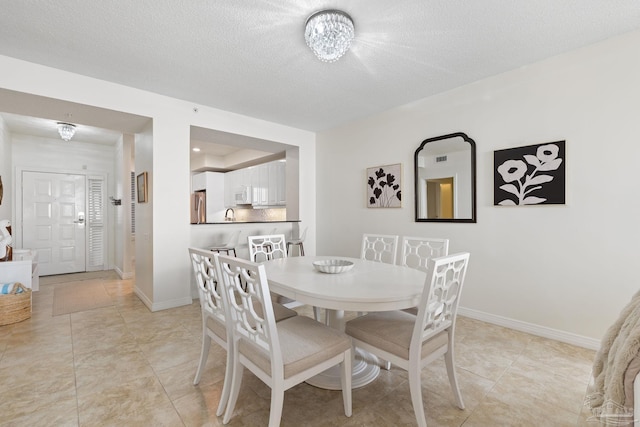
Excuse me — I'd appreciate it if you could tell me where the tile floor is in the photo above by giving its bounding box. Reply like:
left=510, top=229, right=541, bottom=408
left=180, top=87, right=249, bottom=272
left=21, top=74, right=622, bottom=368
left=0, top=271, right=597, bottom=426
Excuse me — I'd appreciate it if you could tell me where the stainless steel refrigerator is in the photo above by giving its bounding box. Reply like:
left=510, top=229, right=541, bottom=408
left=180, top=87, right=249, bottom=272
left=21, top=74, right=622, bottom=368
left=190, top=191, right=206, bottom=224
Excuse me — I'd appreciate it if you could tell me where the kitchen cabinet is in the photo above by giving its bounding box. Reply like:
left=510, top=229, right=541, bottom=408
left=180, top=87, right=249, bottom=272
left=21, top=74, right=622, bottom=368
left=192, top=172, right=207, bottom=191
left=252, top=164, right=268, bottom=207
left=223, top=160, right=286, bottom=208
left=224, top=170, right=239, bottom=207
left=269, top=161, right=286, bottom=206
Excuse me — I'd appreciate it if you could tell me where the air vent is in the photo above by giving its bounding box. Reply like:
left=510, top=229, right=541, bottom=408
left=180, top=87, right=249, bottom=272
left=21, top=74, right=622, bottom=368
left=436, top=155, right=448, bottom=162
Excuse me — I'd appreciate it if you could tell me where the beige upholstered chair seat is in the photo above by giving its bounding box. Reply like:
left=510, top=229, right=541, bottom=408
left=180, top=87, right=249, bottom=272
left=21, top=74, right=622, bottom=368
left=207, top=303, right=297, bottom=343
left=206, top=316, right=227, bottom=340
left=239, top=315, right=352, bottom=378
left=346, top=311, right=448, bottom=360
left=256, top=300, right=298, bottom=323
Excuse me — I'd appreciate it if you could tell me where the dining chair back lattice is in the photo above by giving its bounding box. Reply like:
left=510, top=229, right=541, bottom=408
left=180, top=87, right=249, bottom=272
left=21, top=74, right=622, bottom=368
left=345, top=252, right=470, bottom=427
left=214, top=254, right=353, bottom=426
left=361, top=233, right=399, bottom=264
left=400, top=236, right=449, bottom=271
left=248, top=233, right=321, bottom=319
left=248, top=234, right=287, bottom=263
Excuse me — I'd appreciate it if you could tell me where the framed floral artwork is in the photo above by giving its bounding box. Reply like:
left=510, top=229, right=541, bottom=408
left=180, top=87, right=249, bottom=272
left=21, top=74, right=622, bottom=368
left=367, top=163, right=402, bottom=208
left=494, top=141, right=565, bottom=206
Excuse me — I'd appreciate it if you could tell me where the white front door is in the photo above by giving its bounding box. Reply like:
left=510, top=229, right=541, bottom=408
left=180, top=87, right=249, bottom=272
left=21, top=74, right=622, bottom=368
left=22, top=171, right=86, bottom=276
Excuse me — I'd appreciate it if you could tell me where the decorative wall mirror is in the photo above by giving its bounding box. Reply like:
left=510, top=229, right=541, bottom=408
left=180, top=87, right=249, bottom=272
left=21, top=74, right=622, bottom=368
left=414, top=132, right=476, bottom=223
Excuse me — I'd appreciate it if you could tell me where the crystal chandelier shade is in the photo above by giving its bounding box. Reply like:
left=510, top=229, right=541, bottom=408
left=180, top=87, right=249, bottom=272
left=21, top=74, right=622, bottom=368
left=304, top=10, right=355, bottom=63
left=57, top=122, right=76, bottom=141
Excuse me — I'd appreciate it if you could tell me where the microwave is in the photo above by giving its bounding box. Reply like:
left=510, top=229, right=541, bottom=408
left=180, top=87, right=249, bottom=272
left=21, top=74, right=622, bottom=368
left=234, top=185, right=252, bottom=205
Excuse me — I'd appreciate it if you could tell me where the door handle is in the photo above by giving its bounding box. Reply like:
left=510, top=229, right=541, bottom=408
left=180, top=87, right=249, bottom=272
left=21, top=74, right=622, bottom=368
left=73, top=218, right=85, bottom=224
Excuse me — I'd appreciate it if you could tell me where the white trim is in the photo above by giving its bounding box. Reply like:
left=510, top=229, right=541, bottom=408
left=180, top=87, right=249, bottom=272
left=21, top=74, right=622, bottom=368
left=134, top=286, right=191, bottom=312
left=458, top=306, right=600, bottom=350
left=114, top=266, right=134, bottom=280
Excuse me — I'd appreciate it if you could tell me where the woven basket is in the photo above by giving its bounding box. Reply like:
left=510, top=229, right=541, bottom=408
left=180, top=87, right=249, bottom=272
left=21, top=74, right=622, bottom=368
left=0, top=282, right=31, bottom=326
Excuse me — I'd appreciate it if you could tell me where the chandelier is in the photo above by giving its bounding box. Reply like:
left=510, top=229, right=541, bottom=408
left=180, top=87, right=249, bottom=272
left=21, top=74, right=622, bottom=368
left=304, top=10, right=355, bottom=63
left=57, top=122, right=76, bottom=141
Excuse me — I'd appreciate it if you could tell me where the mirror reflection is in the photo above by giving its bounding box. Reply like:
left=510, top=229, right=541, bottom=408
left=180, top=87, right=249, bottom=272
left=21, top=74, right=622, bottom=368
left=414, top=132, right=476, bottom=223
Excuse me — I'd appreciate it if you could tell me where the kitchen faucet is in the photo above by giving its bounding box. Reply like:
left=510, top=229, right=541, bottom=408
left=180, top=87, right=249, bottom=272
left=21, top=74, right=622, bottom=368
left=224, top=208, right=235, bottom=221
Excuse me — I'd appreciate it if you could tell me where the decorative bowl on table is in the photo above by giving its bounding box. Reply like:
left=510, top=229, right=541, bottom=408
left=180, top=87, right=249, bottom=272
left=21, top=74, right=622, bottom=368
left=312, top=259, right=354, bottom=274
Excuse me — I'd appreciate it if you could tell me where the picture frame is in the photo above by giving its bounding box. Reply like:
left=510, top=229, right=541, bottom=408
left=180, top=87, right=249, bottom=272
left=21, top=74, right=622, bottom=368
left=366, top=163, right=402, bottom=208
left=137, top=172, right=148, bottom=203
left=494, top=140, right=565, bottom=206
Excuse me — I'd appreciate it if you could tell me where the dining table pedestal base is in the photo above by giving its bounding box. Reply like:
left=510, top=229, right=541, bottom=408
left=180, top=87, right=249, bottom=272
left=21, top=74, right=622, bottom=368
left=305, top=348, right=380, bottom=390
left=305, top=309, right=381, bottom=390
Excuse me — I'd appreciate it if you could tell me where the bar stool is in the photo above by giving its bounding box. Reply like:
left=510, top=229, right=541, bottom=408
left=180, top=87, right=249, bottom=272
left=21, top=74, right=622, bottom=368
left=209, top=230, right=240, bottom=257
left=287, top=227, right=307, bottom=257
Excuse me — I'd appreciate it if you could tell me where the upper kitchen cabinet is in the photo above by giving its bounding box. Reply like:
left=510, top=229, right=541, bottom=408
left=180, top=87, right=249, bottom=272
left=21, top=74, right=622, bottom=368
left=223, top=160, right=286, bottom=208
left=192, top=171, right=207, bottom=192
left=268, top=160, right=286, bottom=206
left=253, top=160, right=285, bottom=207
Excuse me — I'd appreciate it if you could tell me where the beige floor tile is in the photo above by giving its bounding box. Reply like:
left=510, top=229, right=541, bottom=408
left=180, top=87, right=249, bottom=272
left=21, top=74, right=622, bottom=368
left=421, top=359, right=495, bottom=411
left=0, top=394, right=78, bottom=427
left=0, top=271, right=601, bottom=426
left=136, top=328, right=202, bottom=371
left=171, top=381, right=225, bottom=427
left=0, top=371, right=76, bottom=423
left=74, top=341, right=156, bottom=397
left=77, top=375, right=183, bottom=426
left=156, top=343, right=227, bottom=401
left=463, top=394, right=578, bottom=427
left=488, top=367, right=589, bottom=416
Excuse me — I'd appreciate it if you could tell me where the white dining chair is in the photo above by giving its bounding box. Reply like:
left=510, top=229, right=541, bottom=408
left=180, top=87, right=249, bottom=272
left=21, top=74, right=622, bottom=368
left=248, top=234, right=287, bottom=263
left=345, top=252, right=470, bottom=427
left=248, top=234, right=322, bottom=321
left=399, top=236, right=449, bottom=271
left=371, top=236, right=450, bottom=371
left=286, top=226, right=307, bottom=257
left=357, top=233, right=400, bottom=320
left=361, top=233, right=399, bottom=264
left=209, top=230, right=241, bottom=256
left=214, top=253, right=352, bottom=427
left=188, top=247, right=297, bottom=416
left=399, top=236, right=450, bottom=317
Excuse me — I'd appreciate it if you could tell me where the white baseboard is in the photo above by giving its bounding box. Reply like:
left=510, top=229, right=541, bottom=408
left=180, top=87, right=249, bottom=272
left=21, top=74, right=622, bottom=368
left=134, top=286, right=153, bottom=311
left=151, top=296, right=193, bottom=312
left=113, top=266, right=134, bottom=280
left=458, top=306, right=600, bottom=350
left=134, top=286, right=192, bottom=312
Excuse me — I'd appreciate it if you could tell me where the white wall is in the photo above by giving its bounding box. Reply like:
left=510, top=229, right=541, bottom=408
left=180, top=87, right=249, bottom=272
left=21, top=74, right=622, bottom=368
left=134, top=122, right=155, bottom=306
left=316, top=30, right=640, bottom=347
left=113, top=134, right=135, bottom=279
left=0, top=116, right=11, bottom=221
left=0, top=54, right=316, bottom=312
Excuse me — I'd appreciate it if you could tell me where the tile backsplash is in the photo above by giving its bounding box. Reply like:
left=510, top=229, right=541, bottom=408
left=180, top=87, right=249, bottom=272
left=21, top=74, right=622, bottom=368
left=234, top=207, right=286, bottom=222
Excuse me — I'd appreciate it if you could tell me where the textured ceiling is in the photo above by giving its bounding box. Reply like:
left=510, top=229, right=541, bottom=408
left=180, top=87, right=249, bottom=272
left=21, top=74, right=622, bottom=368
left=1, top=1, right=640, bottom=133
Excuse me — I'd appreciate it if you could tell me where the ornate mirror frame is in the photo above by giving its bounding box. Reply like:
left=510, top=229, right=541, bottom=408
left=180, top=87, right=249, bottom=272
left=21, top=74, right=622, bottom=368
left=414, top=132, right=477, bottom=223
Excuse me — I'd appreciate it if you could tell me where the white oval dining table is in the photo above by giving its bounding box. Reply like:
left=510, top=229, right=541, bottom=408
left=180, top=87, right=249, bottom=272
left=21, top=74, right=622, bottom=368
left=262, top=255, right=426, bottom=390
